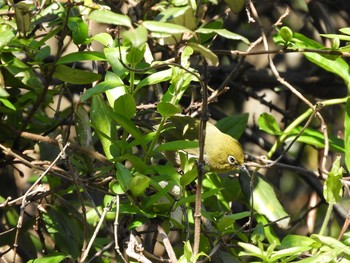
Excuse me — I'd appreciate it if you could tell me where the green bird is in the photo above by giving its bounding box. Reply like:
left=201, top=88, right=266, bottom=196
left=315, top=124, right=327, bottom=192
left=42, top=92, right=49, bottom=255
left=161, top=115, right=246, bottom=174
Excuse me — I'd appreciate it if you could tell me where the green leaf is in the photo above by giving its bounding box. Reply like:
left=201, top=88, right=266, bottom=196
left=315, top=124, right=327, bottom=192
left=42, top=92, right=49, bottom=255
left=180, top=166, right=198, bottom=187
left=2, top=53, right=43, bottom=90
left=143, top=183, right=173, bottom=210
left=0, top=98, right=16, bottom=111
left=34, top=45, right=51, bottom=61
left=136, top=69, right=172, bottom=90
left=53, top=64, right=101, bottom=84
left=339, top=27, right=350, bottom=35
left=270, top=246, right=314, bottom=262
left=196, top=27, right=249, bottom=44
left=320, top=33, right=350, bottom=42
left=345, top=98, right=350, bottom=170
left=27, top=252, right=69, bottom=263
left=113, top=94, right=136, bottom=119
left=239, top=172, right=290, bottom=229
left=74, top=103, right=93, bottom=149
left=197, top=20, right=223, bottom=43
left=154, top=140, right=199, bottom=152
left=291, top=33, right=350, bottom=87
left=258, top=113, right=282, bottom=135
left=81, top=80, right=124, bottom=102
left=110, top=111, right=146, bottom=150
left=0, top=87, right=9, bottom=98
left=288, top=127, right=345, bottom=152
left=323, top=156, right=344, bottom=204
left=116, top=163, right=133, bottom=193
left=42, top=207, right=82, bottom=259
left=130, top=175, right=151, bottom=197
left=143, top=21, right=192, bottom=34
left=90, top=95, right=116, bottom=159
left=279, top=26, right=294, bottom=43
left=14, top=0, right=34, bottom=36
left=104, top=47, right=128, bottom=77
left=154, top=6, right=196, bottom=31
left=216, top=113, right=249, bottom=139
left=123, top=25, right=148, bottom=48
left=68, top=16, right=88, bottom=45
left=88, top=10, right=132, bottom=27
left=305, top=53, right=350, bottom=87
left=186, top=42, right=219, bottom=66
left=181, top=46, right=194, bottom=68
left=281, top=234, right=317, bottom=248
left=57, top=51, right=106, bottom=64
left=89, top=32, right=114, bottom=47
left=0, top=29, right=15, bottom=50
left=126, top=45, right=146, bottom=66
left=311, top=234, right=350, bottom=256
left=216, top=212, right=251, bottom=232
left=115, top=154, right=151, bottom=174
left=238, top=242, right=263, bottom=258
left=176, top=188, right=221, bottom=206
left=157, top=102, right=181, bottom=118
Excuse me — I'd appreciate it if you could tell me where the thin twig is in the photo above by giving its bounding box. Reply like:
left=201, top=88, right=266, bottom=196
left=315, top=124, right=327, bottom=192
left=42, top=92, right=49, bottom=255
left=193, top=59, right=209, bottom=259
left=125, top=233, right=152, bottom=263
left=248, top=2, right=330, bottom=176
left=87, top=241, right=115, bottom=263
left=0, top=125, right=110, bottom=164
left=80, top=197, right=117, bottom=262
left=114, top=195, right=127, bottom=263
left=12, top=141, right=70, bottom=263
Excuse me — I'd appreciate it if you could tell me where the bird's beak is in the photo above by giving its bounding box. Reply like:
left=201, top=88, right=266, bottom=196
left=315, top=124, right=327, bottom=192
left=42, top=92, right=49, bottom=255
left=240, top=164, right=251, bottom=177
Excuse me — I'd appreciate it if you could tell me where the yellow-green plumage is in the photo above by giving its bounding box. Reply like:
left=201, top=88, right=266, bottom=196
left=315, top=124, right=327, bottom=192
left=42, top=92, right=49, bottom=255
left=161, top=116, right=245, bottom=173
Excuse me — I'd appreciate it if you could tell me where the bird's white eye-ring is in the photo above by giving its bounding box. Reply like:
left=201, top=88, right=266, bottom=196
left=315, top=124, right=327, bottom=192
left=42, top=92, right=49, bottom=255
left=228, top=155, right=236, bottom=165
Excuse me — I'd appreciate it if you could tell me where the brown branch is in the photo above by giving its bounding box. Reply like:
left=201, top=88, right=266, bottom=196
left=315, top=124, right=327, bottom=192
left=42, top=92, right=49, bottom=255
left=125, top=233, right=152, bottom=263
left=157, top=225, right=177, bottom=263
left=1, top=124, right=110, bottom=164
left=193, top=59, right=209, bottom=259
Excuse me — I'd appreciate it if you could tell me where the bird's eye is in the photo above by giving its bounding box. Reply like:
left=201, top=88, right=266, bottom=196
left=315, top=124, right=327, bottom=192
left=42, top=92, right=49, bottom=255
left=228, top=155, right=236, bottom=165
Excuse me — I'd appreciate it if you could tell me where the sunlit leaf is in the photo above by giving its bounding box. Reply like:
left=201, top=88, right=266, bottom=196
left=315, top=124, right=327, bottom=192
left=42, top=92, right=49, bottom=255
left=258, top=113, right=282, bottom=135
left=130, top=175, right=151, bottom=197
left=113, top=94, right=136, bottom=119
left=143, top=21, right=192, bottom=34
left=323, top=156, right=344, bottom=204
left=239, top=172, right=290, bottom=229
left=186, top=42, right=219, bottom=66
left=89, top=32, right=114, bottom=47
left=90, top=95, right=116, bottom=159
left=0, top=30, right=15, bottom=50
left=123, top=25, right=148, bottom=48
left=68, top=16, right=88, bottom=45
left=136, top=69, right=172, bottom=90
left=57, top=51, right=106, bottom=64
left=157, top=102, right=181, bottom=118
left=0, top=98, right=16, bottom=110
left=196, top=27, right=249, bottom=44
left=88, top=10, right=132, bottom=27
left=81, top=80, right=124, bottom=102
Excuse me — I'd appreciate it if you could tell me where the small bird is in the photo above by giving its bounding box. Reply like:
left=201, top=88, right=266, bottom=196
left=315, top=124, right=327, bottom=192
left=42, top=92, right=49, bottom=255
left=161, top=115, right=246, bottom=174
